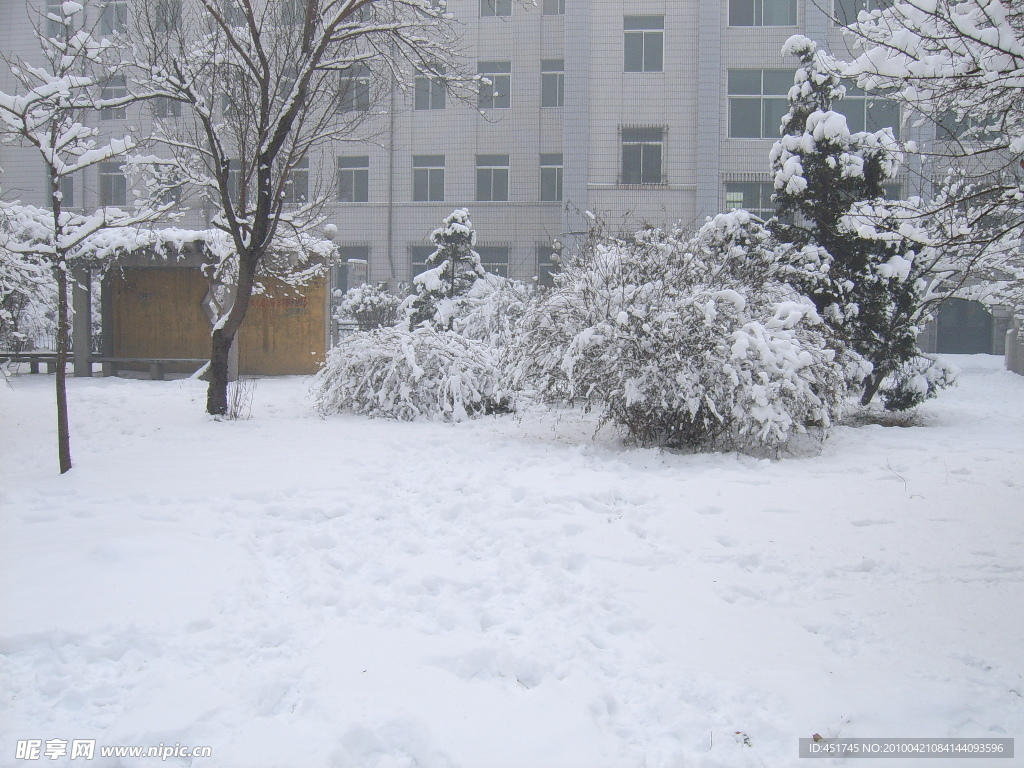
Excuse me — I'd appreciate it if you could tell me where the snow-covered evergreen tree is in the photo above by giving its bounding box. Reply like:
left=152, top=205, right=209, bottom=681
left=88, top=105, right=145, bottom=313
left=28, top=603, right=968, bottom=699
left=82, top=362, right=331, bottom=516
left=407, top=209, right=486, bottom=330
left=770, top=36, right=953, bottom=409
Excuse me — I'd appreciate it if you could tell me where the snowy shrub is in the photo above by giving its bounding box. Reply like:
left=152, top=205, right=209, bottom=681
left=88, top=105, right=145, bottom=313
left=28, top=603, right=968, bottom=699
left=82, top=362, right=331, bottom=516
left=335, top=283, right=401, bottom=330
left=878, top=354, right=958, bottom=412
left=312, top=325, right=505, bottom=422
left=455, top=273, right=536, bottom=350
left=511, top=213, right=847, bottom=451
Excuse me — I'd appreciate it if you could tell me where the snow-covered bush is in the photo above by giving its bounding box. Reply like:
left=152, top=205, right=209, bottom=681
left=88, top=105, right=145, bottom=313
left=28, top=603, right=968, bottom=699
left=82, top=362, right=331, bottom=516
left=878, top=354, right=959, bottom=412
left=511, top=213, right=847, bottom=451
left=312, top=325, right=505, bottom=422
left=455, top=273, right=535, bottom=350
left=335, top=283, right=401, bottom=330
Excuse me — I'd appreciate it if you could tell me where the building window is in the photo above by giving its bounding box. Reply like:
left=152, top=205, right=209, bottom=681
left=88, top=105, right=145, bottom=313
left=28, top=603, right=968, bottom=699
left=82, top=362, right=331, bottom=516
left=152, top=97, right=180, bottom=118
left=834, top=0, right=892, bottom=25
left=725, top=182, right=777, bottom=219
left=337, top=156, right=369, bottom=202
left=99, top=162, right=127, bottom=207
left=478, top=62, right=511, bottom=110
left=543, top=0, right=565, bottom=14
left=413, top=155, right=445, bottom=202
left=410, top=245, right=435, bottom=278
left=334, top=245, right=370, bottom=293
left=100, top=78, right=128, bottom=119
left=621, top=128, right=664, bottom=185
left=540, top=153, right=563, bottom=201
left=935, top=112, right=997, bottom=143
left=221, top=2, right=247, bottom=26
left=153, top=0, right=182, bottom=32
left=282, top=158, right=308, bottom=204
left=476, top=155, right=509, bottom=201
left=414, top=69, right=446, bottom=110
left=835, top=84, right=900, bottom=139
left=480, top=0, right=512, bottom=16
left=160, top=184, right=183, bottom=206
left=728, top=69, right=793, bottom=138
left=226, top=159, right=242, bottom=205
left=339, top=64, right=371, bottom=112
left=729, top=0, right=797, bottom=26
left=46, top=0, right=64, bottom=38
left=541, top=59, right=564, bottom=108
left=476, top=246, right=509, bottom=277
left=279, top=0, right=303, bottom=25
left=536, top=245, right=560, bottom=287
left=101, top=0, right=128, bottom=34
left=624, top=16, right=663, bottom=73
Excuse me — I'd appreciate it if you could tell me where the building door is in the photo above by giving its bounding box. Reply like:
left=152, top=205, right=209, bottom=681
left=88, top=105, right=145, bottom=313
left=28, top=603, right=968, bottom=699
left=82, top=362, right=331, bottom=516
left=936, top=298, right=994, bottom=354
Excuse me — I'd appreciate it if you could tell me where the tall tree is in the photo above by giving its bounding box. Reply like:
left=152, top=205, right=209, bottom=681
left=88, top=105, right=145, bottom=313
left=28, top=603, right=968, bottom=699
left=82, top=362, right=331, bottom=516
left=842, top=0, right=1024, bottom=320
left=129, top=0, right=464, bottom=415
left=0, top=0, right=163, bottom=472
left=770, top=35, right=950, bottom=409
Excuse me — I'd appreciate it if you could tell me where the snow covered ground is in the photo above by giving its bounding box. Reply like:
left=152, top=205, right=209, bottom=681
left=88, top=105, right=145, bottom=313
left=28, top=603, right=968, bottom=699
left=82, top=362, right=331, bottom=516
left=1, top=354, right=1022, bottom=768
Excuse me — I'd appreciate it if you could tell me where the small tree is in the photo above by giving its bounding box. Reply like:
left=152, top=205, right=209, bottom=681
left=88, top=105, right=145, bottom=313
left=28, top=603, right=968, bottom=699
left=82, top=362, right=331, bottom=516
left=407, top=208, right=486, bottom=330
left=0, top=1, right=163, bottom=472
left=770, top=36, right=951, bottom=409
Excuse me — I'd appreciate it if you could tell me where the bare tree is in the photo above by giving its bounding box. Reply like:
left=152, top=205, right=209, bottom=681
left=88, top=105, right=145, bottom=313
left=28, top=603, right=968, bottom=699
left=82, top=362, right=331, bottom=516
left=129, top=0, right=467, bottom=415
left=0, top=1, right=166, bottom=473
left=841, top=0, right=1024, bottom=314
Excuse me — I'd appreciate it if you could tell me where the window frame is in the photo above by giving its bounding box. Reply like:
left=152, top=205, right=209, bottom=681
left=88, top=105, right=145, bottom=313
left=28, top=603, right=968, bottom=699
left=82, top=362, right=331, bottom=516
left=540, top=153, right=563, bottom=201
left=413, top=155, right=445, bottom=202
left=541, top=59, right=565, bottom=108
left=282, top=157, right=309, bottom=205
left=480, top=0, right=512, bottom=16
left=478, top=62, right=512, bottom=110
left=98, top=162, right=127, bottom=207
left=620, top=127, right=665, bottom=185
left=727, top=69, right=794, bottom=139
left=624, top=16, right=664, bottom=73
left=337, top=156, right=370, bottom=203
left=475, top=245, right=510, bottom=277
left=729, top=0, right=798, bottom=27
left=542, top=0, right=565, bottom=14
left=476, top=155, right=510, bottom=202
left=101, top=0, right=128, bottom=34
left=414, top=70, right=446, bottom=110
left=339, top=63, right=371, bottom=113
left=100, top=77, right=128, bottom=120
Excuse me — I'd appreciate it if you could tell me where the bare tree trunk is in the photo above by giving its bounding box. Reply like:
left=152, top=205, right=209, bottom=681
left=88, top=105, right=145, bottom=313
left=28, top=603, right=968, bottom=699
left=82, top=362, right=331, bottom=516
left=55, top=263, right=72, bottom=473
left=206, top=253, right=257, bottom=415
left=206, top=326, right=234, bottom=415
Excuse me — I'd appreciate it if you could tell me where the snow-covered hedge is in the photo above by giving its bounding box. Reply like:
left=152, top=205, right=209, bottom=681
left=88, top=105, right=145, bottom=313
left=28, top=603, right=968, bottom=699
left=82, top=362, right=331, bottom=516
left=335, top=283, right=401, bottom=330
left=511, top=213, right=847, bottom=451
left=312, top=326, right=505, bottom=422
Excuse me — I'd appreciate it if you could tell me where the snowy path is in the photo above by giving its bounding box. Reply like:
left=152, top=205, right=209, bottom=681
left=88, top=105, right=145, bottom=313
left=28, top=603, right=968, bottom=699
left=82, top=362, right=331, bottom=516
left=1, top=355, right=1022, bottom=767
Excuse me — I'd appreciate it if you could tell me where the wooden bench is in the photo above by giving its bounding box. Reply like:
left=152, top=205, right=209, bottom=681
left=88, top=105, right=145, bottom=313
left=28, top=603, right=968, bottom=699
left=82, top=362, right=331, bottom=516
left=94, top=357, right=209, bottom=380
left=1, top=351, right=59, bottom=374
